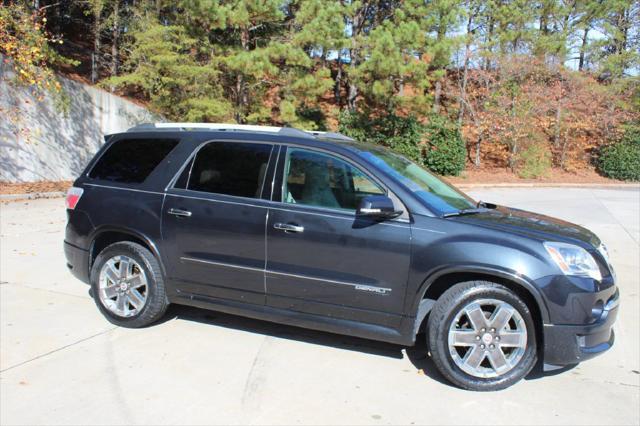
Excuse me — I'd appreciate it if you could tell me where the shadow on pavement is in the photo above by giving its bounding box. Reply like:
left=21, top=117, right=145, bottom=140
left=89, top=294, right=576, bottom=389
left=163, top=304, right=454, bottom=386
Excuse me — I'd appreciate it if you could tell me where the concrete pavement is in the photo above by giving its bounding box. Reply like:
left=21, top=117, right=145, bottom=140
left=1, top=187, right=639, bottom=425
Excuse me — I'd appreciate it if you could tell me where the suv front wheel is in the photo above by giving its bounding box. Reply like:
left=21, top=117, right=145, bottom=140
left=90, top=241, right=168, bottom=327
left=427, top=281, right=538, bottom=391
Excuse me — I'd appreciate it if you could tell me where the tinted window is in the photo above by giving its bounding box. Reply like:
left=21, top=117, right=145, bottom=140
left=184, top=142, right=273, bottom=198
left=283, top=148, right=384, bottom=211
left=89, top=138, right=178, bottom=183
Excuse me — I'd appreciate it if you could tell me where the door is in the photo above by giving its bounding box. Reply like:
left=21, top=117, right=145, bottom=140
left=265, top=147, right=412, bottom=327
left=162, top=140, right=275, bottom=305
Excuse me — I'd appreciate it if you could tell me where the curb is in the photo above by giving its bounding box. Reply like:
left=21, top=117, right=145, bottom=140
left=0, top=191, right=66, bottom=201
left=454, top=183, right=640, bottom=189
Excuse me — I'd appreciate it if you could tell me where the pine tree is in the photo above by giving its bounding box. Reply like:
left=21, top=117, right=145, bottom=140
left=106, top=11, right=233, bottom=122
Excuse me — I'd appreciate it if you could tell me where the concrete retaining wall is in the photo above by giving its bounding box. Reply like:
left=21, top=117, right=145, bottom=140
left=0, top=60, right=156, bottom=182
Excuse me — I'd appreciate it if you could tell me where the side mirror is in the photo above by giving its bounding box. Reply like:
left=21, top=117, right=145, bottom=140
left=356, top=195, right=403, bottom=219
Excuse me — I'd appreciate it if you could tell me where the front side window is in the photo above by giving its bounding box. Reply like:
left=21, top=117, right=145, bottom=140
left=283, top=148, right=384, bottom=211
left=179, top=141, right=272, bottom=199
left=89, top=138, right=179, bottom=183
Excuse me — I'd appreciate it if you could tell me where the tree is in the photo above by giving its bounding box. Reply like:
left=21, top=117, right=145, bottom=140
left=106, top=16, right=233, bottom=122
left=592, top=0, right=639, bottom=78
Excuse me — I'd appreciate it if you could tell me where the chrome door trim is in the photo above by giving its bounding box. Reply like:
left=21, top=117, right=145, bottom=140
left=179, top=256, right=392, bottom=293
left=180, top=256, right=264, bottom=273
left=267, top=269, right=392, bottom=294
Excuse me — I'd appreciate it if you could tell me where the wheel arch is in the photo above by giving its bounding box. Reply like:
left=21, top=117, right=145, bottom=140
left=89, top=226, right=166, bottom=277
left=410, top=266, right=549, bottom=347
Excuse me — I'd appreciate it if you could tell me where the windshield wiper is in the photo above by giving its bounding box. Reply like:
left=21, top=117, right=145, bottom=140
left=442, top=208, right=487, bottom=218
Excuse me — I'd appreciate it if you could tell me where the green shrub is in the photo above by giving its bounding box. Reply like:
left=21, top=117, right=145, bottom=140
left=338, top=110, right=424, bottom=162
left=597, top=132, right=640, bottom=181
left=517, top=143, right=552, bottom=179
left=422, top=114, right=466, bottom=176
left=339, top=110, right=467, bottom=176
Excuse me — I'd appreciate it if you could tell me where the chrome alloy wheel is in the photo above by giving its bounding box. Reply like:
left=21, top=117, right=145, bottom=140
left=98, top=255, right=148, bottom=317
left=448, top=298, right=527, bottom=378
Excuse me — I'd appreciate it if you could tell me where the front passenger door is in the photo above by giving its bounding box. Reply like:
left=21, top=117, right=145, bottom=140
left=265, top=147, right=412, bottom=328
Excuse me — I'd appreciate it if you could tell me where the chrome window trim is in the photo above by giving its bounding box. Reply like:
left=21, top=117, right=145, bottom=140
left=180, top=256, right=392, bottom=293
left=84, top=183, right=165, bottom=196
left=275, top=144, right=411, bottom=222
left=268, top=145, right=282, bottom=201
left=164, top=138, right=277, bottom=195
left=279, top=145, right=387, bottom=199
left=163, top=139, right=410, bottom=221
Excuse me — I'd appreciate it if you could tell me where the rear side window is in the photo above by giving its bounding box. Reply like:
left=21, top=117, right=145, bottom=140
left=178, top=141, right=273, bottom=199
left=89, top=138, right=179, bottom=183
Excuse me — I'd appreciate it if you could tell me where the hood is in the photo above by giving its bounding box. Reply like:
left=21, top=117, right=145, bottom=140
left=448, top=205, right=601, bottom=247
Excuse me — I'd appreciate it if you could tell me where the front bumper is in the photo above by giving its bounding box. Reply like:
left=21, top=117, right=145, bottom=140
left=64, top=241, right=90, bottom=284
left=543, top=289, right=619, bottom=366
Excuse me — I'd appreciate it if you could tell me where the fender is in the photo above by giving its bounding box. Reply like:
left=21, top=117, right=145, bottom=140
left=411, top=264, right=551, bottom=324
left=88, top=225, right=167, bottom=278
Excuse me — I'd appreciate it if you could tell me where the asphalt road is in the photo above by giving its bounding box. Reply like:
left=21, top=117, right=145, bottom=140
left=1, top=187, right=639, bottom=425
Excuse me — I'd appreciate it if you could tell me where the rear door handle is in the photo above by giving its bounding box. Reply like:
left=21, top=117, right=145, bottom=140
left=168, top=208, right=192, bottom=218
left=274, top=223, right=304, bottom=233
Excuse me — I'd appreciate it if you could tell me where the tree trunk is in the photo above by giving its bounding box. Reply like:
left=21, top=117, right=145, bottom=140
left=554, top=103, right=562, bottom=146
left=110, top=0, right=120, bottom=80
left=347, top=43, right=358, bottom=111
left=553, top=80, right=562, bottom=149
left=509, top=95, right=517, bottom=172
left=347, top=77, right=358, bottom=111
left=92, top=11, right=101, bottom=84
left=334, top=60, right=342, bottom=105
left=347, top=9, right=363, bottom=112
left=474, top=134, right=482, bottom=168
left=433, top=80, right=442, bottom=113
left=458, top=12, right=473, bottom=126
left=484, top=17, right=494, bottom=70
left=235, top=27, right=250, bottom=123
left=578, top=28, right=589, bottom=71
left=509, top=143, right=519, bottom=172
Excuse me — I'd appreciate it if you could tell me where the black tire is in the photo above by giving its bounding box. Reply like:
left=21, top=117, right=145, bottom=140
left=90, top=241, right=168, bottom=328
left=427, top=281, right=538, bottom=391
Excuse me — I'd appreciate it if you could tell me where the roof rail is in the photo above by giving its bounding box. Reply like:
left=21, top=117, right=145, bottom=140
left=128, top=122, right=284, bottom=132
left=306, top=131, right=354, bottom=141
left=126, top=122, right=353, bottom=141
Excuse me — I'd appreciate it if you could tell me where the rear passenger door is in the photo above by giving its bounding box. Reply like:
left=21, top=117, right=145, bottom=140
left=162, top=140, right=275, bottom=305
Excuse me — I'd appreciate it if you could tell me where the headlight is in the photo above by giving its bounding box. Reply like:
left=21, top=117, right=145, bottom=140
left=544, top=242, right=602, bottom=281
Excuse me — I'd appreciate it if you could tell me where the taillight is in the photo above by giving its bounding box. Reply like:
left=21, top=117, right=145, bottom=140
left=66, top=187, right=84, bottom=210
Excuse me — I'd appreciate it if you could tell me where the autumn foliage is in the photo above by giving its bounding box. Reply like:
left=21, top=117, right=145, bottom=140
left=0, top=4, right=65, bottom=97
left=448, top=58, right=637, bottom=173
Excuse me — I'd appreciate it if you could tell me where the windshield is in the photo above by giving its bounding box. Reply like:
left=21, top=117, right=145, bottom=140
left=348, top=144, right=476, bottom=215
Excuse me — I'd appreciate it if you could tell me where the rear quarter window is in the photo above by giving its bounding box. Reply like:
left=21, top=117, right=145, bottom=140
left=89, top=138, right=179, bottom=184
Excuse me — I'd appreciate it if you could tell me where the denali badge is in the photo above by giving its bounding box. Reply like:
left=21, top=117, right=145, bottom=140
left=355, top=285, right=391, bottom=294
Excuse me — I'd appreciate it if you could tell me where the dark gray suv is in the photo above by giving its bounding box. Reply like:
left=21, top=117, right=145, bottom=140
left=64, top=123, right=619, bottom=391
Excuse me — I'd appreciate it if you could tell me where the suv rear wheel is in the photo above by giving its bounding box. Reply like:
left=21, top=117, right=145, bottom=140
left=427, top=281, right=537, bottom=391
left=90, top=241, right=168, bottom=327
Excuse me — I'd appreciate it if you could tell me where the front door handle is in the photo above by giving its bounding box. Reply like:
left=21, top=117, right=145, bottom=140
left=274, top=222, right=304, bottom=233
left=168, top=208, right=192, bottom=218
